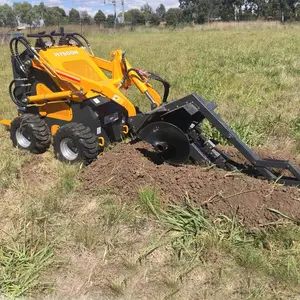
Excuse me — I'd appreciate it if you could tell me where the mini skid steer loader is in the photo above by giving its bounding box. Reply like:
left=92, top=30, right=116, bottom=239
left=1, top=28, right=300, bottom=186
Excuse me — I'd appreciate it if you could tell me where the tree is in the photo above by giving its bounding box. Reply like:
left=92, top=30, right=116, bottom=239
left=165, top=8, right=183, bottom=26
left=141, top=3, right=153, bottom=14
left=106, top=14, right=115, bottom=27
left=118, top=0, right=300, bottom=24
left=243, top=0, right=297, bottom=22
left=0, top=4, right=17, bottom=28
left=231, top=0, right=244, bottom=21
left=187, top=0, right=222, bottom=23
left=295, top=2, right=300, bottom=20
left=179, top=0, right=244, bottom=23
left=6, top=9, right=17, bottom=28
left=44, top=7, right=66, bottom=26
left=156, top=3, right=166, bottom=20
left=141, top=3, right=154, bottom=23
left=219, top=0, right=238, bottom=21
left=80, top=11, right=92, bottom=25
left=275, top=0, right=297, bottom=22
left=94, top=9, right=106, bottom=24
left=287, top=0, right=298, bottom=20
left=69, top=8, right=80, bottom=24
left=52, top=6, right=67, bottom=18
left=13, top=2, right=33, bottom=24
left=25, top=10, right=39, bottom=28
left=35, top=2, right=47, bottom=21
left=148, top=13, right=160, bottom=25
left=13, top=2, right=42, bottom=28
left=124, top=9, right=145, bottom=24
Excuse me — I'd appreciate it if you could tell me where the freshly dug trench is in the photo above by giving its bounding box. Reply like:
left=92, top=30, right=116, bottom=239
left=82, top=142, right=300, bottom=227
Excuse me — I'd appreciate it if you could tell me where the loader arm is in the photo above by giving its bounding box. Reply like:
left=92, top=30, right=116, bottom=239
left=29, top=46, right=164, bottom=114
left=91, top=50, right=163, bottom=108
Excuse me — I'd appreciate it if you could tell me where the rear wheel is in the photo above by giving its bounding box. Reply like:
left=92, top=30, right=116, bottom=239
left=53, top=123, right=99, bottom=164
left=10, top=114, right=51, bottom=154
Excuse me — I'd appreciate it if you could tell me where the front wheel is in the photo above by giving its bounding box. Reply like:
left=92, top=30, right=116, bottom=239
left=10, top=114, right=51, bottom=154
left=53, top=123, right=99, bottom=165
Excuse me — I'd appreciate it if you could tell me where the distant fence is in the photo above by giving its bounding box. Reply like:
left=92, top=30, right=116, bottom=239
left=0, top=21, right=292, bottom=43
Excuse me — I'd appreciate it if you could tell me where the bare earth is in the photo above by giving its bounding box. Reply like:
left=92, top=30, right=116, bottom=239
left=82, top=142, right=300, bottom=227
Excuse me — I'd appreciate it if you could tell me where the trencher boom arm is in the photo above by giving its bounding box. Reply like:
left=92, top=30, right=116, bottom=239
left=0, top=29, right=299, bottom=187
left=189, top=94, right=300, bottom=186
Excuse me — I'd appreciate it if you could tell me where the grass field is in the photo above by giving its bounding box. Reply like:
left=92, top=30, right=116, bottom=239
left=1, top=23, right=300, bottom=299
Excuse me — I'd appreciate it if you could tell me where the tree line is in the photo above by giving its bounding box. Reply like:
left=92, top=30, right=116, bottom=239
left=0, top=2, right=108, bottom=29
left=117, top=1, right=300, bottom=25
left=0, top=0, right=299, bottom=29
left=179, top=0, right=300, bottom=23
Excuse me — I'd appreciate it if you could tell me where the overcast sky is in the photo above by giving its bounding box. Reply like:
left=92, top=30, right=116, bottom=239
left=1, top=0, right=179, bottom=17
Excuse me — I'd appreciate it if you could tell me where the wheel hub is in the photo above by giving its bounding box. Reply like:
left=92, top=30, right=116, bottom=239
left=60, top=138, right=79, bottom=161
left=16, top=127, right=31, bottom=148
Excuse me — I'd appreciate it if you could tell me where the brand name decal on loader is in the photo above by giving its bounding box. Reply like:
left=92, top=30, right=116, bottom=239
left=54, top=50, right=79, bottom=57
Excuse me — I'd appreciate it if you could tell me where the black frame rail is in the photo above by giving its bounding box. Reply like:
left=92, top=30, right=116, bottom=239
left=192, top=94, right=300, bottom=186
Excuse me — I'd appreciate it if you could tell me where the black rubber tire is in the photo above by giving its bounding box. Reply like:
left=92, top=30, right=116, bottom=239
left=10, top=114, right=51, bottom=154
left=53, top=123, right=99, bottom=165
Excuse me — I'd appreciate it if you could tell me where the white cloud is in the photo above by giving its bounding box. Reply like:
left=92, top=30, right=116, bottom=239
left=71, top=0, right=178, bottom=16
left=46, top=0, right=63, bottom=4
left=127, top=0, right=178, bottom=10
left=77, top=6, right=99, bottom=16
left=0, top=0, right=11, bottom=4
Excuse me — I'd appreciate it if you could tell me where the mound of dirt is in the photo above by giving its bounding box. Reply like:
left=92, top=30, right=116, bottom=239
left=82, top=142, right=300, bottom=227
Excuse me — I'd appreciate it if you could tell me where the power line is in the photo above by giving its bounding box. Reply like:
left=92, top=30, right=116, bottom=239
left=11, top=0, right=161, bottom=18
left=121, top=0, right=124, bottom=23
left=103, top=0, right=124, bottom=23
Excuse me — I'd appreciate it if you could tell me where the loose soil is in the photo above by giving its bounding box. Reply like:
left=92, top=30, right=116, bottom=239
left=82, top=142, right=300, bottom=227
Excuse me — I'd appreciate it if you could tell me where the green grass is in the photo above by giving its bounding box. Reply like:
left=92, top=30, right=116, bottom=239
left=138, top=187, right=161, bottom=217
left=138, top=187, right=300, bottom=288
left=0, top=245, right=53, bottom=297
left=1, top=23, right=300, bottom=298
left=0, top=225, right=53, bottom=298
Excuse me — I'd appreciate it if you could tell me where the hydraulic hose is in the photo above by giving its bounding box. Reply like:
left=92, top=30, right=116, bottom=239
left=72, top=33, right=93, bottom=54
left=10, top=38, right=26, bottom=75
left=126, top=68, right=171, bottom=102
left=72, top=33, right=91, bottom=47
left=9, top=80, right=29, bottom=107
left=10, top=36, right=38, bottom=76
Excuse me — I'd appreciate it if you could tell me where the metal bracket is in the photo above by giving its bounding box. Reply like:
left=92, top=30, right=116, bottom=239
left=0, top=120, right=11, bottom=127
